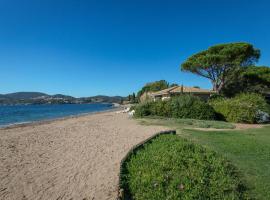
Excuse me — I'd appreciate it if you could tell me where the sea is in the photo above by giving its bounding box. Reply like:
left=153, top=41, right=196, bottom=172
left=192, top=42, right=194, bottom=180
left=0, top=103, right=114, bottom=127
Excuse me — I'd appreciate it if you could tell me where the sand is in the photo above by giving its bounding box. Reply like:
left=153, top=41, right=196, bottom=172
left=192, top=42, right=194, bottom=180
left=0, top=111, right=166, bottom=200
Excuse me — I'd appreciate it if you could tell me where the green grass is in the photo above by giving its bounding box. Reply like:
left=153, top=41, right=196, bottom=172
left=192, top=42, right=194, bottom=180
left=181, top=127, right=270, bottom=199
left=138, top=117, right=235, bottom=129
left=121, top=134, right=248, bottom=200
left=137, top=117, right=270, bottom=199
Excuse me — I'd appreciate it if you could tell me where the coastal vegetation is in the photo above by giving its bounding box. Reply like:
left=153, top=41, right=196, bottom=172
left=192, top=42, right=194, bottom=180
left=137, top=80, right=170, bottom=98
left=124, top=42, right=270, bottom=199
left=221, top=66, right=270, bottom=97
left=136, top=80, right=178, bottom=101
left=134, top=118, right=270, bottom=199
left=138, top=117, right=235, bottom=129
left=209, top=93, right=270, bottom=123
left=132, top=42, right=270, bottom=124
left=181, top=42, right=260, bottom=93
left=133, top=93, right=270, bottom=123
left=127, top=93, right=138, bottom=104
left=134, top=95, right=216, bottom=120
left=121, top=134, right=249, bottom=200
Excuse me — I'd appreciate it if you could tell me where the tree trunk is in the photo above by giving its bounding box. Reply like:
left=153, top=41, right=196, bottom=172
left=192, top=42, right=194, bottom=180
left=212, top=81, right=224, bottom=94
left=217, top=81, right=224, bottom=94
left=212, top=81, right=219, bottom=94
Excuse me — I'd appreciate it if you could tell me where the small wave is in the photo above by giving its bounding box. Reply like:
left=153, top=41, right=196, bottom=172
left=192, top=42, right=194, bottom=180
left=0, top=121, right=32, bottom=128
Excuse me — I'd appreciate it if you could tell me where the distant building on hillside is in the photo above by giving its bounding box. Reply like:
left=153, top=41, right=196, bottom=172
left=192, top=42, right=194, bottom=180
left=150, top=85, right=216, bottom=101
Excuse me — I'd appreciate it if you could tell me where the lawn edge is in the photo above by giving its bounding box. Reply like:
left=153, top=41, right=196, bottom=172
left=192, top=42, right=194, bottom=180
left=117, top=129, right=176, bottom=200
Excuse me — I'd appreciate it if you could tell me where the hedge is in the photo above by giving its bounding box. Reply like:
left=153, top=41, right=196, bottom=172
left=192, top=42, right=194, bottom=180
left=209, top=93, right=270, bottom=123
left=134, top=95, right=216, bottom=120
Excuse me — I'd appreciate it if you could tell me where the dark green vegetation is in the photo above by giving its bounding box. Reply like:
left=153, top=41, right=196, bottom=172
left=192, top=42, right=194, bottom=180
left=127, top=93, right=138, bottom=104
left=134, top=93, right=270, bottom=123
left=122, top=134, right=248, bottom=200
left=137, top=80, right=178, bottom=98
left=221, top=66, right=270, bottom=97
left=139, top=118, right=270, bottom=199
left=124, top=42, right=270, bottom=199
left=181, top=42, right=260, bottom=93
left=137, top=80, right=170, bottom=98
left=210, top=93, right=270, bottom=123
left=134, top=95, right=216, bottom=120
left=133, top=43, right=270, bottom=106
left=0, top=92, right=125, bottom=105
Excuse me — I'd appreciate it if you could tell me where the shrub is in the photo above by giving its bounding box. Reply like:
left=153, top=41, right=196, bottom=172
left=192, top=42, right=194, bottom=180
left=170, top=95, right=216, bottom=120
left=209, top=93, right=225, bottom=100
left=210, top=93, right=270, bottom=123
left=121, top=134, right=248, bottom=200
left=134, top=95, right=216, bottom=120
left=150, top=100, right=171, bottom=117
left=133, top=101, right=153, bottom=117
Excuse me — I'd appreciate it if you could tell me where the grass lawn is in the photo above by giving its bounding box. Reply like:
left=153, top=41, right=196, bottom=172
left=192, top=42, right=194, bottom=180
left=121, top=134, right=248, bottom=200
left=138, top=117, right=270, bottom=199
left=138, top=117, right=235, bottom=129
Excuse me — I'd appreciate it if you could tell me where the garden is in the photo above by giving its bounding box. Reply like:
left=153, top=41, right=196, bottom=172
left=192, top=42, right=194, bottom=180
left=122, top=42, right=270, bottom=199
left=120, top=134, right=249, bottom=200
left=133, top=93, right=270, bottom=124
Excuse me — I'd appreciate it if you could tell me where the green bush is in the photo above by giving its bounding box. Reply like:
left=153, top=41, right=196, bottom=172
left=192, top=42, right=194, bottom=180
left=133, top=101, right=154, bottom=117
left=134, top=95, right=216, bottom=120
left=170, top=95, right=216, bottom=120
left=210, top=93, right=270, bottom=123
left=121, top=134, right=248, bottom=200
left=150, top=100, right=171, bottom=117
left=209, top=93, right=225, bottom=100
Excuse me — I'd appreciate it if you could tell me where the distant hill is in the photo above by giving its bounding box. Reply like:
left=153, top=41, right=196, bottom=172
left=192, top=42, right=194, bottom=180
left=0, top=92, right=125, bottom=105
left=81, top=95, right=124, bottom=103
left=51, top=94, right=75, bottom=99
left=4, top=92, right=48, bottom=99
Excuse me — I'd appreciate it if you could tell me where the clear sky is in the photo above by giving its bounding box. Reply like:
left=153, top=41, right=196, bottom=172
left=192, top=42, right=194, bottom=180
left=0, top=0, right=269, bottom=97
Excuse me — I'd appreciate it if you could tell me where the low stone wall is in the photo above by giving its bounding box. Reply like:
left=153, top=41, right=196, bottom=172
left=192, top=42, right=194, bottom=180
left=117, top=130, right=176, bottom=200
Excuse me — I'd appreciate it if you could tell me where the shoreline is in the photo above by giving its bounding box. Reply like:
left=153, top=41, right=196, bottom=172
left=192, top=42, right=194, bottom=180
left=0, top=105, right=123, bottom=130
left=0, top=107, right=165, bottom=199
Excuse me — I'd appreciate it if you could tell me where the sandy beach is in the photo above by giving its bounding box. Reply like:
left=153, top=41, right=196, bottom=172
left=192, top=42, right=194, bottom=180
left=0, top=111, right=166, bottom=200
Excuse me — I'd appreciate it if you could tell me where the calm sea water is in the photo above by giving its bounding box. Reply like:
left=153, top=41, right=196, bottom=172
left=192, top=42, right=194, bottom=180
left=0, top=103, right=114, bottom=127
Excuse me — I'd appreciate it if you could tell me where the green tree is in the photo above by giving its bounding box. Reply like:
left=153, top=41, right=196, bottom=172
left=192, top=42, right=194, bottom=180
left=132, top=92, right=136, bottom=103
left=137, top=80, right=170, bottom=97
left=181, top=42, right=260, bottom=93
left=127, top=93, right=138, bottom=103
left=221, top=66, right=270, bottom=97
left=170, top=83, right=178, bottom=87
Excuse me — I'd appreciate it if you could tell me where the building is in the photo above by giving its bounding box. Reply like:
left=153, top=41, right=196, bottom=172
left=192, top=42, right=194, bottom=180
left=150, top=85, right=216, bottom=101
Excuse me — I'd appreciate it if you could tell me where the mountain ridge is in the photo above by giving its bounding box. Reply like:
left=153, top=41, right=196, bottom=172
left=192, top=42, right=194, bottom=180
left=0, top=92, right=125, bottom=105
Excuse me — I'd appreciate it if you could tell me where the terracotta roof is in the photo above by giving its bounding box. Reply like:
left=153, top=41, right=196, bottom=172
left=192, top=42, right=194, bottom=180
left=151, top=86, right=178, bottom=96
left=151, top=86, right=216, bottom=96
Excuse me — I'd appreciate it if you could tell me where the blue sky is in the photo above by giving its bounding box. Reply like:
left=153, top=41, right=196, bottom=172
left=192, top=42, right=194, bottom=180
left=0, top=0, right=269, bottom=97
